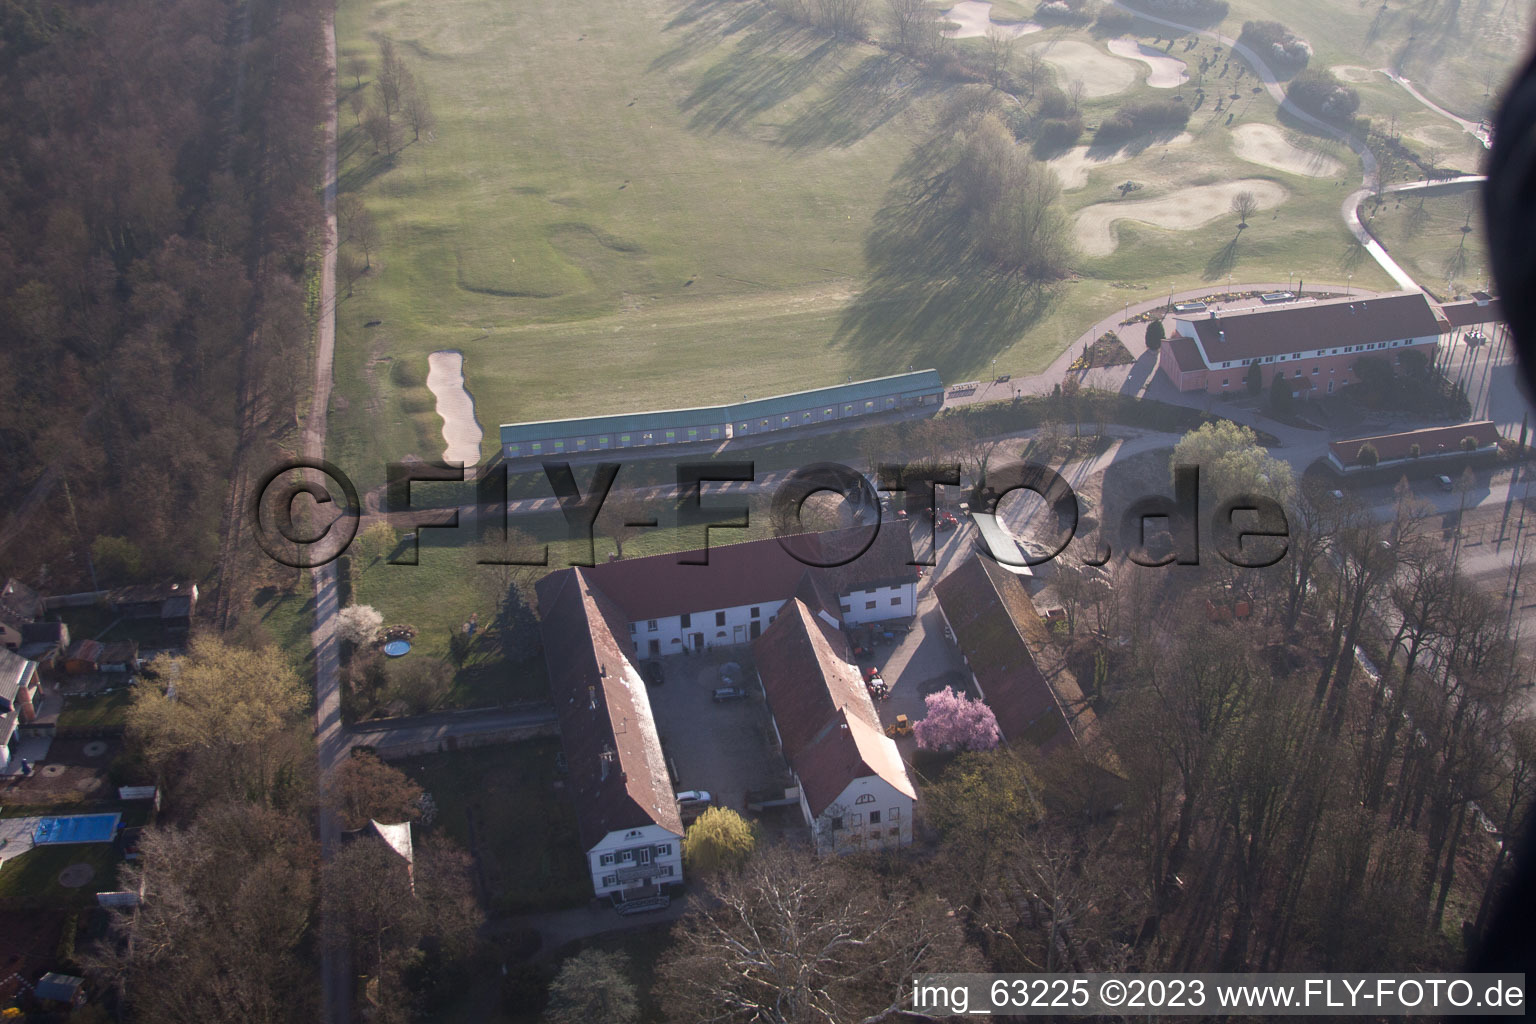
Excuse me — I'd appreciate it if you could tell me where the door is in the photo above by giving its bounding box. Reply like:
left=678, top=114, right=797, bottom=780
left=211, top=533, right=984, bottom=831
left=733, top=624, right=746, bottom=643
left=691, top=632, right=704, bottom=650
left=750, top=621, right=761, bottom=640
left=648, top=639, right=659, bottom=656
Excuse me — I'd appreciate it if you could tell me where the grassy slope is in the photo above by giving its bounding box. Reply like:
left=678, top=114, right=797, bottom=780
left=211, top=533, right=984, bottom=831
left=1358, top=182, right=1490, bottom=299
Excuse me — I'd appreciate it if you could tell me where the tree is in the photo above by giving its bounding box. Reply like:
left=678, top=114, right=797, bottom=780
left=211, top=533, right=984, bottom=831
left=1231, top=189, right=1258, bottom=228
left=1461, top=434, right=1480, bottom=452
left=354, top=520, right=399, bottom=567
left=332, top=750, right=424, bottom=831
left=1145, top=318, right=1166, bottom=352
left=1357, top=442, right=1379, bottom=468
left=351, top=205, right=379, bottom=269
left=885, top=0, right=942, bottom=54
left=683, top=806, right=756, bottom=875
left=127, top=638, right=312, bottom=806
left=983, top=25, right=1016, bottom=88
left=545, top=950, right=639, bottom=1024
left=91, top=534, right=143, bottom=583
left=915, top=686, right=1001, bottom=752
left=1270, top=373, right=1295, bottom=412
left=348, top=89, right=367, bottom=127
left=951, top=114, right=1075, bottom=279
left=656, top=846, right=980, bottom=1023
left=1172, top=420, right=1294, bottom=506
left=400, top=66, right=436, bottom=143
left=335, top=603, right=384, bottom=646
left=1246, top=360, right=1263, bottom=395
left=345, top=54, right=368, bottom=89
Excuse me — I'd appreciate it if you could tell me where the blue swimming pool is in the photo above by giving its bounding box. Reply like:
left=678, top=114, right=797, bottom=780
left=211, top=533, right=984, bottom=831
left=34, top=813, right=121, bottom=845
left=383, top=640, right=411, bottom=657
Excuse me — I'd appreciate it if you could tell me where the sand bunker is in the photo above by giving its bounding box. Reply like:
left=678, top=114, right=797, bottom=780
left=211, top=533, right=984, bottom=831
left=1073, top=179, right=1289, bottom=257
left=1028, top=40, right=1137, bottom=98
left=425, top=351, right=485, bottom=469
left=1047, top=132, right=1193, bottom=190
left=1106, top=38, right=1189, bottom=89
left=1331, top=65, right=1377, bottom=84
left=1230, top=124, right=1343, bottom=177
left=942, top=1, right=1041, bottom=39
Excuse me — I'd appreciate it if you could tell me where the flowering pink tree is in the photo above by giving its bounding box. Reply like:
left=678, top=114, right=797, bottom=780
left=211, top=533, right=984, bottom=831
left=913, top=687, right=1001, bottom=752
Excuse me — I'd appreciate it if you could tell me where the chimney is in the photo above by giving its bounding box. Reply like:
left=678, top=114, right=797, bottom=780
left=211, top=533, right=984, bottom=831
left=1209, top=310, right=1218, bottom=320
left=1218, top=330, right=1225, bottom=343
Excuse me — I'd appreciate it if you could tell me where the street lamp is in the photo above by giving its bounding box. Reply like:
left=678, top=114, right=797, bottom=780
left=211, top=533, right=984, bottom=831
left=1287, top=270, right=1293, bottom=292
left=1346, top=273, right=1353, bottom=297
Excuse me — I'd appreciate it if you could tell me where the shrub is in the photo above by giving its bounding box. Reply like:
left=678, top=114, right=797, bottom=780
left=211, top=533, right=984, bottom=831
left=1145, top=319, right=1166, bottom=352
left=1036, top=114, right=1084, bottom=149
left=1036, top=85, right=1075, bottom=120
left=1357, top=442, right=1379, bottom=468
left=1287, top=69, right=1359, bottom=123
left=1239, top=20, right=1311, bottom=68
left=1095, top=99, right=1190, bottom=143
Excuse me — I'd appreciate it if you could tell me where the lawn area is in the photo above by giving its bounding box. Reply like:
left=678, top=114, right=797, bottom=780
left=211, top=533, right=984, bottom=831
left=55, top=689, right=134, bottom=735
left=404, top=739, right=590, bottom=914
left=1357, top=181, right=1490, bottom=300
left=0, top=841, right=120, bottom=911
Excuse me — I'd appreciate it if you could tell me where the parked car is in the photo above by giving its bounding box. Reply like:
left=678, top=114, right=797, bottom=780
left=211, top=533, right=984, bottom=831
left=642, top=661, right=664, bottom=687
left=712, top=686, right=748, bottom=702
left=675, top=790, right=712, bottom=807
left=1437, top=474, right=1455, bottom=492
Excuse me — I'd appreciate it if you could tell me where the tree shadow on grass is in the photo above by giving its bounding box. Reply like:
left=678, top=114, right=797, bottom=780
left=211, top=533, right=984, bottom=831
left=1202, top=234, right=1240, bottom=281
left=337, top=151, right=398, bottom=195
left=651, top=0, right=772, bottom=74
left=776, top=52, right=939, bottom=151
left=831, top=150, right=1061, bottom=380
left=676, top=20, right=848, bottom=135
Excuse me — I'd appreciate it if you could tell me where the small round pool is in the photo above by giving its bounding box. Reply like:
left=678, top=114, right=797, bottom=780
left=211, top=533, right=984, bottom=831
left=383, top=640, right=412, bottom=657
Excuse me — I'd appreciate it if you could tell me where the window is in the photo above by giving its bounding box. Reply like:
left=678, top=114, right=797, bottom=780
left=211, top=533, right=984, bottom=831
left=1221, top=361, right=1229, bottom=369
left=865, top=600, right=877, bottom=610
left=603, top=874, right=617, bottom=887
left=850, top=812, right=863, bottom=826
left=1294, top=370, right=1302, bottom=378
left=507, top=444, right=520, bottom=456
left=825, top=408, right=833, bottom=416
left=1222, top=379, right=1229, bottom=387
left=648, top=620, right=658, bottom=632
left=781, top=415, right=791, bottom=425
left=620, top=434, right=630, bottom=443
left=656, top=844, right=672, bottom=856
left=1313, top=366, right=1320, bottom=374
left=869, top=810, right=881, bottom=824
left=841, top=600, right=851, bottom=610
left=687, top=429, right=697, bottom=439
left=844, top=404, right=853, bottom=414
left=830, top=816, right=843, bottom=830
left=864, top=400, right=874, bottom=411
left=889, top=807, right=901, bottom=820
left=619, top=850, right=632, bottom=863
left=600, top=853, right=615, bottom=866
left=576, top=438, right=586, bottom=448
left=715, top=611, right=726, bottom=626
left=891, top=597, right=901, bottom=606
left=629, top=623, right=636, bottom=633
left=659, top=865, right=673, bottom=877
left=681, top=613, right=691, bottom=628
left=750, top=606, right=760, bottom=619
left=665, top=430, right=676, bottom=441
left=803, top=411, right=812, bottom=421
left=599, top=436, right=608, bottom=445
left=531, top=442, right=542, bottom=453
left=855, top=794, right=875, bottom=804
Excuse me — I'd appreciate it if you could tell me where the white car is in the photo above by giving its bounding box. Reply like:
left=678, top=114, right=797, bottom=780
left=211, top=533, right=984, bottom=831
left=675, top=790, right=712, bottom=807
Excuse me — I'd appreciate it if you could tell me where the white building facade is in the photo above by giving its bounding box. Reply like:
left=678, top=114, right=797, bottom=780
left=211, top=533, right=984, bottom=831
left=587, top=822, right=684, bottom=898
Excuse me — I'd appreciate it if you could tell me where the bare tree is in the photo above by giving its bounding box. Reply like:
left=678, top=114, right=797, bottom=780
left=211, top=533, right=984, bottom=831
left=401, top=68, right=436, bottom=142
left=1231, top=190, right=1258, bottom=228
left=345, top=54, right=368, bottom=89
left=984, top=25, right=1017, bottom=88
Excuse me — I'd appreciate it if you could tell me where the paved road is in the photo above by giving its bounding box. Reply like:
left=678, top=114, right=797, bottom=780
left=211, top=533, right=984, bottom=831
left=348, top=704, right=558, bottom=756
left=308, top=16, right=349, bottom=1024
left=1344, top=175, right=1487, bottom=293
left=1380, top=70, right=1491, bottom=147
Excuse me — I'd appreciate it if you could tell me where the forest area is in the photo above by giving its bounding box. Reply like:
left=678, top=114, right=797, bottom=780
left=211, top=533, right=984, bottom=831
left=0, top=0, right=325, bottom=620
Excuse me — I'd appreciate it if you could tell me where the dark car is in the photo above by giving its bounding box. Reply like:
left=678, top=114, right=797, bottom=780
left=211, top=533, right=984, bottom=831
left=643, top=661, right=664, bottom=686
left=712, top=686, right=748, bottom=702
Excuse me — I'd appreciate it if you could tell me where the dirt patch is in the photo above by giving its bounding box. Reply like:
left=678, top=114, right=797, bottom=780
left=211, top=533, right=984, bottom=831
left=1073, top=179, right=1289, bottom=257
left=1331, top=64, right=1377, bottom=84
left=1230, top=124, right=1343, bottom=178
left=425, top=350, right=485, bottom=470
left=1106, top=38, right=1188, bottom=89
left=1029, top=40, right=1137, bottom=97
left=1047, top=132, right=1193, bottom=190
left=942, top=1, right=1041, bottom=38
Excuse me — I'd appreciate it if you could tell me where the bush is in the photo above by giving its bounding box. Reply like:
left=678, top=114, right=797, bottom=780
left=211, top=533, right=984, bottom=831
left=1239, top=20, right=1311, bottom=68
left=1357, top=443, right=1380, bottom=468
left=1095, top=99, right=1190, bottom=143
left=1036, top=114, right=1084, bottom=149
left=1036, top=86, right=1075, bottom=120
left=1286, top=69, right=1358, bottom=123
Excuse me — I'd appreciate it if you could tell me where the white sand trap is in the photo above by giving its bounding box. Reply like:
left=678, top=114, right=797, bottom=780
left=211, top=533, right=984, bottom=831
left=1331, top=65, right=1377, bottom=84
left=1106, top=38, right=1189, bottom=88
left=1073, top=179, right=1289, bottom=257
left=425, top=351, right=484, bottom=469
left=1028, top=40, right=1137, bottom=98
left=1047, top=132, right=1193, bottom=190
left=942, top=1, right=1041, bottom=39
left=1230, top=124, right=1343, bottom=177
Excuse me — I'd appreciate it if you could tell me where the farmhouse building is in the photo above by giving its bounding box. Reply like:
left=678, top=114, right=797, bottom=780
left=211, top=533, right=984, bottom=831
left=537, top=568, right=684, bottom=907
left=1156, top=291, right=1446, bottom=395
left=753, top=599, right=916, bottom=853
left=500, top=370, right=944, bottom=460
left=935, top=555, right=1104, bottom=756
left=1327, top=420, right=1503, bottom=472
left=573, top=524, right=920, bottom=657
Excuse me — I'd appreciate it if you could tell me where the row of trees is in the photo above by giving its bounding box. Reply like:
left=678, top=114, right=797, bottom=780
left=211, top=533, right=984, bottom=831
left=347, top=38, right=436, bottom=157
left=88, top=637, right=482, bottom=1023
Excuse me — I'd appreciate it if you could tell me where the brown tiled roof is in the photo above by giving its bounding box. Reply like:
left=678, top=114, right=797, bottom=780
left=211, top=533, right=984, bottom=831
left=1328, top=420, right=1502, bottom=467
left=753, top=599, right=878, bottom=762
left=1163, top=335, right=1206, bottom=373
left=1182, top=291, right=1441, bottom=362
left=540, top=569, right=683, bottom=851
left=568, top=524, right=918, bottom=622
left=65, top=639, right=103, bottom=663
left=935, top=555, right=1101, bottom=757
left=792, top=708, right=916, bottom=817
left=1437, top=297, right=1503, bottom=328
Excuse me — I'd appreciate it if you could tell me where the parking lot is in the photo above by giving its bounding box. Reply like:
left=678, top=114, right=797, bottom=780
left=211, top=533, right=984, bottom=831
left=644, top=648, right=789, bottom=818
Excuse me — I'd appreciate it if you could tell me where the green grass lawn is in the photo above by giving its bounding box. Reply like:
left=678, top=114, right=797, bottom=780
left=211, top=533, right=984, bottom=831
left=0, top=842, right=120, bottom=911
left=55, top=690, right=134, bottom=734
left=1357, top=181, right=1490, bottom=300
left=404, top=740, right=590, bottom=914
